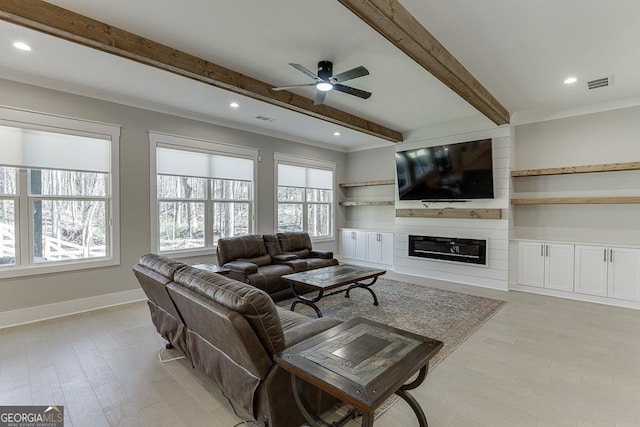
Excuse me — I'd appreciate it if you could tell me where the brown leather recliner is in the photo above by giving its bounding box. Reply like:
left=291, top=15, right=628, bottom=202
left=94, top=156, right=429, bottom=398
left=132, top=254, right=190, bottom=357
left=275, top=232, right=339, bottom=270
left=216, top=234, right=295, bottom=299
left=133, top=255, right=342, bottom=427
left=216, top=232, right=339, bottom=300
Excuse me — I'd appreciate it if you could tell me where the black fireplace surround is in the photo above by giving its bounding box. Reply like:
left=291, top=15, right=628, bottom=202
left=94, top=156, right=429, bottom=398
left=408, top=235, right=487, bottom=265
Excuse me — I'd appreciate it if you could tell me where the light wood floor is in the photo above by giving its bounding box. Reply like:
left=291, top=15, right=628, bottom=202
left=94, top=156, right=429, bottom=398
left=2, top=279, right=640, bottom=427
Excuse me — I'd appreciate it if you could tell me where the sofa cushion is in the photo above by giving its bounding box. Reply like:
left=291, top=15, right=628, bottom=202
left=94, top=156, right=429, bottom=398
left=277, top=307, right=342, bottom=347
left=277, top=232, right=312, bottom=252
left=239, top=254, right=272, bottom=267
left=248, top=264, right=295, bottom=294
left=306, top=257, right=339, bottom=270
left=287, top=248, right=310, bottom=259
left=173, top=266, right=286, bottom=356
left=217, top=235, right=267, bottom=266
left=263, top=234, right=283, bottom=256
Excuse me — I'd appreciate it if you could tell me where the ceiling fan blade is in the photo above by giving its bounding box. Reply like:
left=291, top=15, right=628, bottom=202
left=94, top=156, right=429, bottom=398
left=289, top=63, right=320, bottom=81
left=272, top=83, right=316, bottom=91
left=313, top=90, right=327, bottom=106
left=333, top=84, right=372, bottom=99
left=331, top=66, right=369, bottom=83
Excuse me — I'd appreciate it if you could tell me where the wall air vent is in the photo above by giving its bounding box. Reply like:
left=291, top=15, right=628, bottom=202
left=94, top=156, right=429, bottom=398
left=587, top=76, right=612, bottom=90
left=255, top=115, right=277, bottom=122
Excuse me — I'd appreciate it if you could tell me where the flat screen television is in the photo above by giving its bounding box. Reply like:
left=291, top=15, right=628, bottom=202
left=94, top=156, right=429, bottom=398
left=395, top=138, right=494, bottom=201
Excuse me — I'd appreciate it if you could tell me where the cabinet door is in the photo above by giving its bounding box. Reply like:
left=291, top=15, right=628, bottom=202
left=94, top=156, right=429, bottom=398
left=544, top=243, right=574, bottom=291
left=366, top=232, right=382, bottom=264
left=574, top=245, right=608, bottom=296
left=365, top=232, right=394, bottom=265
left=607, top=247, right=640, bottom=301
left=517, top=241, right=545, bottom=288
left=340, top=229, right=355, bottom=259
left=353, top=230, right=367, bottom=261
left=379, top=232, right=394, bottom=265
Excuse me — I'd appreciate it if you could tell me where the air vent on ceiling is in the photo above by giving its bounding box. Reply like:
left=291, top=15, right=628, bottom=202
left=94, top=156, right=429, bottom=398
left=587, top=76, right=612, bottom=90
left=255, top=115, right=277, bottom=122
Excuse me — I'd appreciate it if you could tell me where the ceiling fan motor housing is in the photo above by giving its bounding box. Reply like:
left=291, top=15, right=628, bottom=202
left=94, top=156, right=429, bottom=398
left=318, top=61, right=333, bottom=80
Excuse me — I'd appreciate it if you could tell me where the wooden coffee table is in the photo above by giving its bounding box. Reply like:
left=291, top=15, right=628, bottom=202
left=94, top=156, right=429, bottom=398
left=275, top=317, right=443, bottom=426
left=282, top=264, right=386, bottom=317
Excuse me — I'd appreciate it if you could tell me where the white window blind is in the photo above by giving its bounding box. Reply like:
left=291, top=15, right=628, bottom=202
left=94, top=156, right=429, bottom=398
left=157, top=147, right=253, bottom=181
left=0, top=125, right=111, bottom=172
left=278, top=164, right=332, bottom=189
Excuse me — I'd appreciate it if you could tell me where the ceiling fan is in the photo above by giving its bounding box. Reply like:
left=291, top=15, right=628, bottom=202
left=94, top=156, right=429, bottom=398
left=272, top=61, right=372, bottom=105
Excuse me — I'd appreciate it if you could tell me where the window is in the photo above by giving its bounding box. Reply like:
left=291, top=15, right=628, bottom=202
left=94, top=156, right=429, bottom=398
left=275, top=154, right=335, bottom=240
left=150, top=132, right=257, bottom=255
left=0, top=107, right=120, bottom=278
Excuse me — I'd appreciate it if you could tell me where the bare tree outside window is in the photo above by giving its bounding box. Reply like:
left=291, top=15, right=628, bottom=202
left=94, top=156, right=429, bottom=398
left=157, top=175, right=252, bottom=252
left=29, top=169, right=109, bottom=263
left=277, top=184, right=333, bottom=237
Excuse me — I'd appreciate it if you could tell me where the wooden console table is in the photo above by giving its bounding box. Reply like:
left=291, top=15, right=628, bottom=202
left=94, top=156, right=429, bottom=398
left=275, top=317, right=443, bottom=426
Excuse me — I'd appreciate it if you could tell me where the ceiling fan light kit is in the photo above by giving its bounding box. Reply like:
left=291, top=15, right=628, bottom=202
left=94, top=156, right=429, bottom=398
left=273, top=60, right=372, bottom=105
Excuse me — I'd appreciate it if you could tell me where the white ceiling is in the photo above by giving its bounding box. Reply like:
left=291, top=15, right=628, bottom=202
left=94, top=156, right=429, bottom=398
left=1, top=1, right=640, bottom=151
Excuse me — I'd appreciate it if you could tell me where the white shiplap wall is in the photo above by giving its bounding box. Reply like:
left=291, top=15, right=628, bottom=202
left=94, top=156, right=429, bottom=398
left=345, top=127, right=512, bottom=291
left=392, top=131, right=511, bottom=291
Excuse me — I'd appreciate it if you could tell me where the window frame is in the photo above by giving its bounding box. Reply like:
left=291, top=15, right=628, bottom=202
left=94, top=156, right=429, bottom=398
left=274, top=153, right=336, bottom=242
left=0, top=106, right=120, bottom=279
left=149, top=131, right=258, bottom=257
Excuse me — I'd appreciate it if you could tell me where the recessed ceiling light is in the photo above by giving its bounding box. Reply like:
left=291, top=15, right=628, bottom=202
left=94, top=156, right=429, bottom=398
left=13, top=42, right=31, bottom=51
left=230, top=102, right=239, bottom=108
left=333, top=132, right=340, bottom=136
left=564, top=77, right=578, bottom=85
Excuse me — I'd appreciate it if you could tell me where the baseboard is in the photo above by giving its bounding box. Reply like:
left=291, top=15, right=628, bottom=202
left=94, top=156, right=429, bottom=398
left=509, top=284, right=640, bottom=310
left=0, top=288, right=147, bottom=329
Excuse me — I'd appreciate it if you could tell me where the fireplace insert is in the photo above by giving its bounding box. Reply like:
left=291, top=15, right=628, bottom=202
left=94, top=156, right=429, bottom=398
left=408, top=235, right=487, bottom=265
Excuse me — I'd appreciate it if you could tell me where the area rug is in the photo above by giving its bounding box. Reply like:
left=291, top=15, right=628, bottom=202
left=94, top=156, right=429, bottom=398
left=277, top=277, right=506, bottom=416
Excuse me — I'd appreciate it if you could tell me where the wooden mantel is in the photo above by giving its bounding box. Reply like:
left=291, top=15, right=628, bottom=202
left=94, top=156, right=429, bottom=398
left=396, top=208, right=502, bottom=219
left=0, top=0, right=403, bottom=143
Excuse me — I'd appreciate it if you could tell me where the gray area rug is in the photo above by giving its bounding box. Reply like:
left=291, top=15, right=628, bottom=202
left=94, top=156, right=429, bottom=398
left=278, top=277, right=506, bottom=371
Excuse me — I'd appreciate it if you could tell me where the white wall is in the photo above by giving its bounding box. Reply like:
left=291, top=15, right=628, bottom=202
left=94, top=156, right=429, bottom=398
left=0, top=78, right=347, bottom=323
left=513, top=106, right=640, bottom=244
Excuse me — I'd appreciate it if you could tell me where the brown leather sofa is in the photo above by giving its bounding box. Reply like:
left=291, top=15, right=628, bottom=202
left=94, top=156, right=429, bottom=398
left=133, top=254, right=341, bottom=427
left=217, top=232, right=338, bottom=300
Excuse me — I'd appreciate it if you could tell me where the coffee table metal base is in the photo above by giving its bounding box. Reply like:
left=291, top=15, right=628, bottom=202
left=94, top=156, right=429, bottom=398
left=290, top=276, right=380, bottom=318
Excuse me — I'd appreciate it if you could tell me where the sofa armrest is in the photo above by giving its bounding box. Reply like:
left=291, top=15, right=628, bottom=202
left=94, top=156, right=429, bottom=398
left=223, top=260, right=258, bottom=275
left=309, top=250, right=334, bottom=259
left=272, top=254, right=298, bottom=262
left=283, top=317, right=342, bottom=347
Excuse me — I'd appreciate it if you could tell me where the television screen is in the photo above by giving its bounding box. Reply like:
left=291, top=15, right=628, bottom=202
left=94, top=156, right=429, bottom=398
left=395, top=138, right=494, bottom=201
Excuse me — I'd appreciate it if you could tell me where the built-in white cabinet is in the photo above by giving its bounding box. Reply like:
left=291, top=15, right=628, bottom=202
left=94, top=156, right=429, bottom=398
left=340, top=228, right=393, bottom=267
left=574, top=245, right=640, bottom=301
left=517, top=241, right=574, bottom=291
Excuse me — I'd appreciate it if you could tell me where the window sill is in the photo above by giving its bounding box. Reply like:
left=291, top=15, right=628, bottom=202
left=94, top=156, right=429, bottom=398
left=0, top=257, right=119, bottom=279
left=158, top=248, right=216, bottom=259
left=311, top=236, right=335, bottom=244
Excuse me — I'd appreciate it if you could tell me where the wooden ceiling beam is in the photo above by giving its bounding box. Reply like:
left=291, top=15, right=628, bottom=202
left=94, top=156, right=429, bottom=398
left=0, top=0, right=403, bottom=143
left=338, top=0, right=510, bottom=125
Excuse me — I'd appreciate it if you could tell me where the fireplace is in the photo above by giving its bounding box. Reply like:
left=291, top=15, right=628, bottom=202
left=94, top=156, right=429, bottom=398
left=408, top=235, right=487, bottom=265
